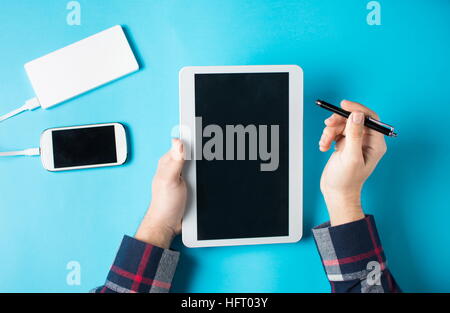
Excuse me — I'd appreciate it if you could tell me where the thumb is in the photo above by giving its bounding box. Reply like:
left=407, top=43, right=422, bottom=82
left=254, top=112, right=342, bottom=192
left=157, top=139, right=185, bottom=182
left=170, top=138, right=185, bottom=163
left=343, top=112, right=365, bottom=160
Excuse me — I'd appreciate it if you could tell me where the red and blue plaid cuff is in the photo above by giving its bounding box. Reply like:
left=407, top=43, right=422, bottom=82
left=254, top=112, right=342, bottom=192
left=93, top=235, right=180, bottom=293
left=312, top=215, right=400, bottom=293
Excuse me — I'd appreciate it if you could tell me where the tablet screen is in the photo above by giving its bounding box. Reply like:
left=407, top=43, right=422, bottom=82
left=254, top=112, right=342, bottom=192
left=195, top=73, right=289, bottom=240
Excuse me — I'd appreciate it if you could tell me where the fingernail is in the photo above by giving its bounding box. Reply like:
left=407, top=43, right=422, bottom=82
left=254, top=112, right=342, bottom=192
left=171, top=140, right=184, bottom=161
left=352, top=112, right=364, bottom=124
left=174, top=139, right=184, bottom=154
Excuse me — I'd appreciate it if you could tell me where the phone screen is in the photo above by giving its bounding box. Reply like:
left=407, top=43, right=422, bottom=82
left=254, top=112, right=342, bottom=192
left=52, top=126, right=117, bottom=168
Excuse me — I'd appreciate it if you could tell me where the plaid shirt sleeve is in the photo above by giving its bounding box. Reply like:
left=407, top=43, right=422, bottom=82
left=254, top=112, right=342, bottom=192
left=312, top=215, right=401, bottom=293
left=91, top=235, right=180, bottom=293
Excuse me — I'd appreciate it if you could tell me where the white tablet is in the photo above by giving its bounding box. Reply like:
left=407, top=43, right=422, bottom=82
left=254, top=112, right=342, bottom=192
left=179, top=65, right=303, bottom=248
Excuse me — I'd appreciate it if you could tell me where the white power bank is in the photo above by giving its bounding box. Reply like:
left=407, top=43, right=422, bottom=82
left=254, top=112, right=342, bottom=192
left=24, top=25, right=139, bottom=109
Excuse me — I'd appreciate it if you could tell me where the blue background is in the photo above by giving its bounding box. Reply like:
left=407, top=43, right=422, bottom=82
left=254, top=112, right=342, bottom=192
left=0, top=0, right=449, bottom=292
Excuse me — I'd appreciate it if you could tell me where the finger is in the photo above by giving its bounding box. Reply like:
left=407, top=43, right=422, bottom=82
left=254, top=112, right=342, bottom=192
left=319, top=124, right=346, bottom=152
left=342, top=112, right=365, bottom=161
left=156, top=138, right=185, bottom=182
left=341, top=99, right=386, bottom=149
left=324, top=114, right=346, bottom=126
left=170, top=138, right=185, bottom=162
left=335, top=135, right=345, bottom=151
left=363, top=132, right=388, bottom=163
left=340, top=100, right=379, bottom=120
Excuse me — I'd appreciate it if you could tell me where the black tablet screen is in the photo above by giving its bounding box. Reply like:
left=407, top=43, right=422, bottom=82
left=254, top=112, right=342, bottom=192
left=195, top=73, right=289, bottom=240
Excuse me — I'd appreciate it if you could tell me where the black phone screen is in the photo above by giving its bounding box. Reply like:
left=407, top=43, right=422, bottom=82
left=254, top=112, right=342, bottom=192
left=52, top=126, right=117, bottom=168
left=195, top=73, right=289, bottom=240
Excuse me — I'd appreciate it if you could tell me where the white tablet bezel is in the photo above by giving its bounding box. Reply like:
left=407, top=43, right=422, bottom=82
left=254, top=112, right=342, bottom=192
left=179, top=65, right=303, bottom=248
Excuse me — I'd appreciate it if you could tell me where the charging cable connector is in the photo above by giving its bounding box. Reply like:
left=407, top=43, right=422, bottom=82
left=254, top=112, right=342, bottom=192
left=0, top=147, right=40, bottom=157
left=0, top=97, right=41, bottom=123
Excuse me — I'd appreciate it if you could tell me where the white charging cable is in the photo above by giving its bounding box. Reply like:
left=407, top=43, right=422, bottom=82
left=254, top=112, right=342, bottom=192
left=0, top=97, right=41, bottom=157
left=0, top=148, right=40, bottom=157
left=0, top=97, right=41, bottom=123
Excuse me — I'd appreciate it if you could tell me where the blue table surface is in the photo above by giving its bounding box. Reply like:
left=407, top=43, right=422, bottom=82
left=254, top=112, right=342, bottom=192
left=0, top=0, right=449, bottom=293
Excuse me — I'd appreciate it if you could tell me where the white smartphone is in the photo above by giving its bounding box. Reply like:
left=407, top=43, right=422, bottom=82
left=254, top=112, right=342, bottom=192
left=40, top=123, right=127, bottom=172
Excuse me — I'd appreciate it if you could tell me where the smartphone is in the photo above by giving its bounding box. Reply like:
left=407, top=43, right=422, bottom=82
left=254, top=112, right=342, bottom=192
left=40, top=123, right=127, bottom=172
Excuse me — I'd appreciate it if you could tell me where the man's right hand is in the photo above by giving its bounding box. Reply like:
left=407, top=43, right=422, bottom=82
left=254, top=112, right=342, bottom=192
left=319, top=100, right=387, bottom=226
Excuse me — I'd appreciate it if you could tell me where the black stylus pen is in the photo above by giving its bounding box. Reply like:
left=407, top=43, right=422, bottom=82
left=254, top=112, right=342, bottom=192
left=315, top=99, right=398, bottom=137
